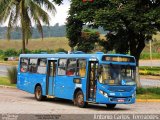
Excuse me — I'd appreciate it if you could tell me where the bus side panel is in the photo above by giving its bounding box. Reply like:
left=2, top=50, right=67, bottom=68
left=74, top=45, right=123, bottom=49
left=54, top=76, right=75, bottom=100
left=54, top=76, right=65, bottom=98
left=54, top=76, right=76, bottom=100
left=26, top=73, right=47, bottom=95
left=17, top=73, right=28, bottom=91
left=17, top=61, right=25, bottom=91
left=54, top=76, right=87, bottom=101
left=64, top=76, right=76, bottom=100
left=81, top=77, right=87, bottom=101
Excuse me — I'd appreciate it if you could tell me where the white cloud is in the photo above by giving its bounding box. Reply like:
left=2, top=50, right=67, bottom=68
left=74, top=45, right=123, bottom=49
left=50, top=0, right=70, bottom=26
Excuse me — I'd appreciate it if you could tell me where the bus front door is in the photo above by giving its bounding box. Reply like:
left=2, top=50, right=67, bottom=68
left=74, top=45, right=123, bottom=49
left=47, top=60, right=57, bottom=96
left=88, top=61, right=98, bottom=101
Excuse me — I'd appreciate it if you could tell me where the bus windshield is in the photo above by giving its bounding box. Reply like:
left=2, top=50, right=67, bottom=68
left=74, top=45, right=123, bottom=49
left=99, top=64, right=136, bottom=85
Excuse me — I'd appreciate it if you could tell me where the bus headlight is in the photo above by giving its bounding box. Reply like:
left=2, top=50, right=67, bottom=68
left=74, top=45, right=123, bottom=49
left=132, top=91, right=136, bottom=98
left=99, top=90, right=108, bottom=98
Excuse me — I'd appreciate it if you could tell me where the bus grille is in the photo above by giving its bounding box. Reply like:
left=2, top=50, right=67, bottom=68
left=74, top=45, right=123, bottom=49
left=108, top=86, right=133, bottom=92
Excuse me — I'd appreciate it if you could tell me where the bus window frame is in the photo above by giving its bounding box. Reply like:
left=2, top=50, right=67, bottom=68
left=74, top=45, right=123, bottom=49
left=37, top=58, right=47, bottom=74
left=28, top=58, right=38, bottom=74
left=57, top=58, right=67, bottom=76
left=66, top=58, right=77, bottom=76
left=20, top=57, right=29, bottom=73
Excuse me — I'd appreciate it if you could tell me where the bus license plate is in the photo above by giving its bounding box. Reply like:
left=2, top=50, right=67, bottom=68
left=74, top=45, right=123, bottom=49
left=117, top=99, right=124, bottom=102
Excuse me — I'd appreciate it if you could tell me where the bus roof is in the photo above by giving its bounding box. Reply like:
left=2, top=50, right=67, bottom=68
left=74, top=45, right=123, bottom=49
left=19, top=53, right=134, bottom=59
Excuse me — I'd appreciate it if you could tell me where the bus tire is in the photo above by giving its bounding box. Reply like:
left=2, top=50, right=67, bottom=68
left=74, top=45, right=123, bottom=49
left=35, top=85, right=45, bottom=101
left=106, top=104, right=116, bottom=109
left=75, top=91, right=87, bottom=108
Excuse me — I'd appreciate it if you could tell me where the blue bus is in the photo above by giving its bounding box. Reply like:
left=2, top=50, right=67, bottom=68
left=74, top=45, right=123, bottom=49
left=17, top=52, right=136, bottom=108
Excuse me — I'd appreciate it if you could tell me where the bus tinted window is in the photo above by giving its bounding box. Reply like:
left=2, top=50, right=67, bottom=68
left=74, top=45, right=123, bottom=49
left=67, top=59, right=76, bottom=76
left=58, top=59, right=67, bottom=75
left=49, top=61, right=56, bottom=77
left=29, top=59, right=37, bottom=73
left=77, top=59, right=86, bottom=77
left=20, top=58, right=28, bottom=73
left=37, top=59, right=47, bottom=74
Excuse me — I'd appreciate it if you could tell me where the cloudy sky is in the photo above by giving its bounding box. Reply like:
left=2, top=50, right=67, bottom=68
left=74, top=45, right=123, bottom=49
left=51, top=0, right=70, bottom=26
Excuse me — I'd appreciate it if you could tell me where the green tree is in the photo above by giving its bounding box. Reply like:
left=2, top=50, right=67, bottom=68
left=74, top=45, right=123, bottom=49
left=0, top=0, right=58, bottom=53
left=67, top=0, right=160, bottom=66
left=66, top=17, right=83, bottom=50
left=76, top=29, right=100, bottom=53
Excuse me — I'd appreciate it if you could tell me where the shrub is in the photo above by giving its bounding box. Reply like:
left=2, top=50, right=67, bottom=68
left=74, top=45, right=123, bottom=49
left=55, top=48, right=67, bottom=53
left=137, top=87, right=160, bottom=94
left=140, top=52, right=160, bottom=59
left=7, top=66, right=17, bottom=84
left=17, top=49, right=32, bottom=54
left=0, top=49, right=3, bottom=55
left=46, top=49, right=55, bottom=54
left=4, top=48, right=18, bottom=57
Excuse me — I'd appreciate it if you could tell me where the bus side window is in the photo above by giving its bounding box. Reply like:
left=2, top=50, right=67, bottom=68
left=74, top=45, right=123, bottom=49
left=37, top=58, right=47, bottom=74
left=67, top=58, right=76, bottom=76
left=58, top=59, right=67, bottom=75
left=29, top=58, right=38, bottom=73
left=77, top=59, right=86, bottom=77
left=20, top=58, right=28, bottom=73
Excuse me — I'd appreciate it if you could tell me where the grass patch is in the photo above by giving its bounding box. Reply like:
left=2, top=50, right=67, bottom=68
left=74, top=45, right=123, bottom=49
left=140, top=52, right=160, bottom=60
left=0, top=61, right=18, bottom=66
left=0, top=37, right=70, bottom=51
left=137, top=93, right=160, bottom=99
left=0, top=77, right=16, bottom=87
left=136, top=87, right=160, bottom=99
left=139, top=66, right=160, bottom=76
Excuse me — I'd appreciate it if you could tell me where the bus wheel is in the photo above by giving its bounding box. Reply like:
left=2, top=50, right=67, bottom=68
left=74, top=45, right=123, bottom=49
left=35, top=86, right=45, bottom=101
left=75, top=91, right=87, bottom=108
left=106, top=104, right=116, bottom=109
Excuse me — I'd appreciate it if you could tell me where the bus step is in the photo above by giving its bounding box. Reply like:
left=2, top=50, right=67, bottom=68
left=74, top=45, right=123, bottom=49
left=46, top=95, right=55, bottom=98
left=86, top=100, right=96, bottom=104
left=87, top=98, right=96, bottom=102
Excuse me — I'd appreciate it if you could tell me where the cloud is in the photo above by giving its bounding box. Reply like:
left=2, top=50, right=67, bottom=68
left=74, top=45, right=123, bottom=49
left=50, top=0, right=70, bottom=26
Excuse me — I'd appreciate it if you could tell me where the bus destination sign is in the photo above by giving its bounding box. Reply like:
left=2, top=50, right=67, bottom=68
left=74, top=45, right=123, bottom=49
left=102, top=56, right=135, bottom=63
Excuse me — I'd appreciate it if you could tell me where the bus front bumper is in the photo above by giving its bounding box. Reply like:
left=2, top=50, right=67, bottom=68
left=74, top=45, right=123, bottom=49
left=96, top=93, right=136, bottom=104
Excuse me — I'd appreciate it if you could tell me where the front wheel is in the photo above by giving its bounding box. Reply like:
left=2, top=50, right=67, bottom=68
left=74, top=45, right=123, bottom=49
left=106, top=104, right=116, bottom=109
left=35, top=85, right=45, bottom=101
left=75, top=91, right=87, bottom=108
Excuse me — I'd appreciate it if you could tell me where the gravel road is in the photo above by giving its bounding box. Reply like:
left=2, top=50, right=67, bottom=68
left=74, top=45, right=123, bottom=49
left=0, top=87, right=160, bottom=114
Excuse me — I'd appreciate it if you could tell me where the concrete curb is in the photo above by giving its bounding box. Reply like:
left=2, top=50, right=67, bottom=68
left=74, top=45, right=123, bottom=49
left=0, top=85, right=16, bottom=89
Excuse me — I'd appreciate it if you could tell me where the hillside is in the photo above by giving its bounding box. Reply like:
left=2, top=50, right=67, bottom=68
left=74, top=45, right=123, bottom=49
left=0, top=37, right=71, bottom=51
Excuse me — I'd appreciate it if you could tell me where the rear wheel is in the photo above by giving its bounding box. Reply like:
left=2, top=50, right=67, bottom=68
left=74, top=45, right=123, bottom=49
left=75, top=91, right=87, bottom=108
left=106, top=104, right=116, bottom=109
left=35, top=85, right=45, bottom=101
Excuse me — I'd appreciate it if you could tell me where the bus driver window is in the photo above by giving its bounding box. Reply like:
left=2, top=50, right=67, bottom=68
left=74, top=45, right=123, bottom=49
left=78, top=59, right=86, bottom=77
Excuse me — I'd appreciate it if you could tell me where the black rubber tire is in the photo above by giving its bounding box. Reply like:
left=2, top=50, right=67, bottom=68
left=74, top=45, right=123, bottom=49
left=35, top=85, right=45, bottom=101
left=75, top=91, right=87, bottom=108
left=106, top=104, right=116, bottom=109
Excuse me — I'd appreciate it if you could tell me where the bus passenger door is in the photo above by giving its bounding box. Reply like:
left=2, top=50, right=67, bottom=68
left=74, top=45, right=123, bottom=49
left=47, top=60, right=57, bottom=96
left=87, top=61, right=98, bottom=101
